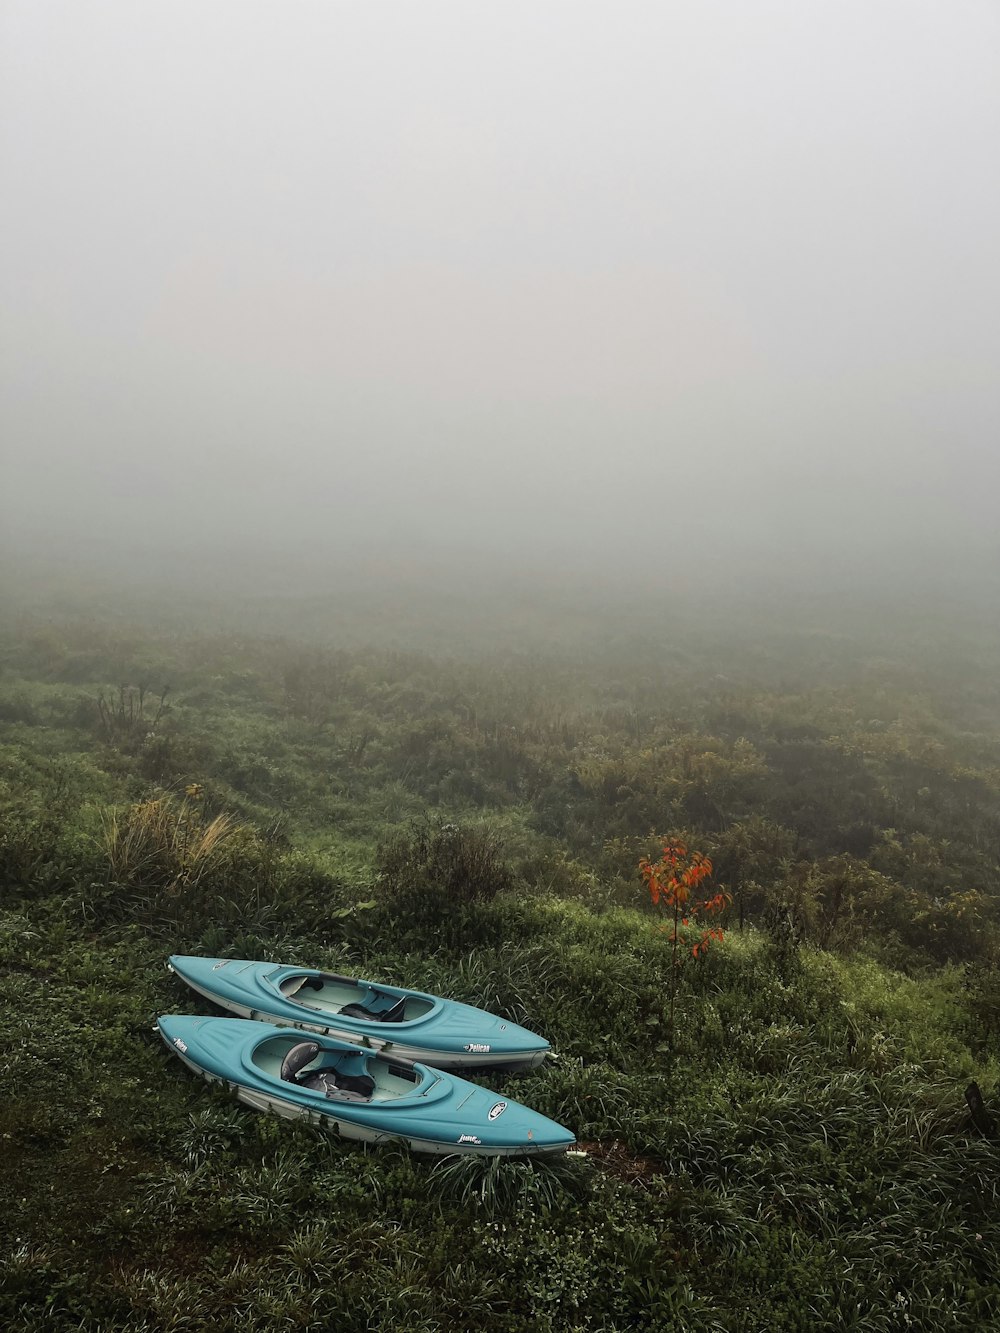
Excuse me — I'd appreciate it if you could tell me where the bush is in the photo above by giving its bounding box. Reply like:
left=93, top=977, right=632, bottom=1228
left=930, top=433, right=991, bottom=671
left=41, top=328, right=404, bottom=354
left=378, top=820, right=514, bottom=904
left=372, top=820, right=516, bottom=948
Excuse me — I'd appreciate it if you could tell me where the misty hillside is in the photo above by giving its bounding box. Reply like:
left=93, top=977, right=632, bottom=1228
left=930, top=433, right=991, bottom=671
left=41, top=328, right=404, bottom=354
left=2, top=582, right=999, bottom=1330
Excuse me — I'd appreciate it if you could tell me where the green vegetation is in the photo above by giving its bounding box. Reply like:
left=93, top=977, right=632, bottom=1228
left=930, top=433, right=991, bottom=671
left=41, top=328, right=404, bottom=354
left=2, top=590, right=998, bottom=1330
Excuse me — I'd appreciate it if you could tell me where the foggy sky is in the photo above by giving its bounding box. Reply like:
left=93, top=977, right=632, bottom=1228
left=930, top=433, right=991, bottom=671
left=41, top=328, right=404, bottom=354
left=2, top=1, right=999, bottom=592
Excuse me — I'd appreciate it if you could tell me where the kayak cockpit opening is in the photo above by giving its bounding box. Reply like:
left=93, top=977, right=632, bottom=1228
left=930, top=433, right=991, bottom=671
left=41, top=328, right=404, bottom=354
left=277, top=1040, right=376, bottom=1102
left=276, top=973, right=435, bottom=1024
left=250, top=1034, right=427, bottom=1102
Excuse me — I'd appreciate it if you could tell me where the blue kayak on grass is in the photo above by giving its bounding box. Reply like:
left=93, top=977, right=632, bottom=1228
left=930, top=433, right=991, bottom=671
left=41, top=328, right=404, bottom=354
left=167, top=955, right=550, bottom=1071
left=157, top=1015, right=574, bottom=1156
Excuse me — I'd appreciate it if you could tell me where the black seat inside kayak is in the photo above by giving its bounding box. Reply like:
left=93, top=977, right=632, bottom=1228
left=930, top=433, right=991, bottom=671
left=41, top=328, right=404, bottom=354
left=339, top=996, right=408, bottom=1024
left=280, top=1041, right=321, bottom=1083
left=279, top=1040, right=374, bottom=1101
left=302, top=1069, right=376, bottom=1101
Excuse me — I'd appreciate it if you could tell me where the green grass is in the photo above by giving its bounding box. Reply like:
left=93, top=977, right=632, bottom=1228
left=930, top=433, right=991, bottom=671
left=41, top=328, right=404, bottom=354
left=2, top=894, right=996, bottom=1331
left=2, top=606, right=999, bottom=1329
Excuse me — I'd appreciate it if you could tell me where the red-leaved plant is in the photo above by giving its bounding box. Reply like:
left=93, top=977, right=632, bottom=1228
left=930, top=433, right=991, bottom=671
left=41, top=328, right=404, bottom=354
left=639, top=839, right=731, bottom=1046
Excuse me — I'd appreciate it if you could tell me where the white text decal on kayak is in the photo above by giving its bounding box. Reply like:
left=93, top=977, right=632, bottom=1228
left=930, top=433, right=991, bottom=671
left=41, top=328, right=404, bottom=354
left=457, top=1134, right=482, bottom=1145
left=173, top=1037, right=188, bottom=1053
left=488, top=1101, right=507, bottom=1120
left=464, top=1043, right=491, bottom=1053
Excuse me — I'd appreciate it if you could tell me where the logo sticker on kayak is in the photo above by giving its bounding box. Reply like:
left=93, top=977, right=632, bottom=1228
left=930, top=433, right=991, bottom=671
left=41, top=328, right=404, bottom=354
left=212, top=961, right=230, bottom=970
left=173, top=1037, right=188, bottom=1053
left=488, top=1101, right=507, bottom=1121
left=457, top=1134, right=482, bottom=1145
left=464, top=1043, right=491, bottom=1053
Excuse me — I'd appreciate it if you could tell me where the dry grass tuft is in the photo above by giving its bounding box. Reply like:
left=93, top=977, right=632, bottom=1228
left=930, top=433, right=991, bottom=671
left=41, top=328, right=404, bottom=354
left=102, top=797, right=240, bottom=897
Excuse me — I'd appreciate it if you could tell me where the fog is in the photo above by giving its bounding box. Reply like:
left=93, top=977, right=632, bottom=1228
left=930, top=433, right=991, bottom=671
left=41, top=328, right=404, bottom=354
left=2, top=1, right=999, bottom=607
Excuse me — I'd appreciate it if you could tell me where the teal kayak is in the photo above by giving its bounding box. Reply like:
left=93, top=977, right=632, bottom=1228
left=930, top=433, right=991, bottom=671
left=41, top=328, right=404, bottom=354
left=167, top=955, right=550, bottom=1071
left=157, top=1015, right=574, bottom=1156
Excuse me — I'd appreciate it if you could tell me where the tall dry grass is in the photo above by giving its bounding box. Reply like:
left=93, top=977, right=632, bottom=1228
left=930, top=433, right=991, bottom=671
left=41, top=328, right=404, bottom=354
left=102, top=797, right=240, bottom=898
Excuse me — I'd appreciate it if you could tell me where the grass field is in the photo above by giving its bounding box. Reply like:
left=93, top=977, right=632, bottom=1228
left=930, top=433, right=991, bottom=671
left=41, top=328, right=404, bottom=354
left=2, top=592, right=998, bottom=1330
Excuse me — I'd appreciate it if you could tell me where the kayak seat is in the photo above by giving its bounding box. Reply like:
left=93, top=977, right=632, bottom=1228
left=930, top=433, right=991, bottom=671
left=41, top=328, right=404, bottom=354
left=280, top=975, right=325, bottom=998
left=339, top=997, right=408, bottom=1023
left=280, top=1041, right=322, bottom=1083
left=279, top=1040, right=375, bottom=1101
left=301, top=1069, right=376, bottom=1102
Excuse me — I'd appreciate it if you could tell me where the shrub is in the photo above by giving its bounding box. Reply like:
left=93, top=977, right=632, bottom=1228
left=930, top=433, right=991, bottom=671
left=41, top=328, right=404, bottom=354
left=373, top=820, right=516, bottom=948
left=378, top=820, right=514, bottom=905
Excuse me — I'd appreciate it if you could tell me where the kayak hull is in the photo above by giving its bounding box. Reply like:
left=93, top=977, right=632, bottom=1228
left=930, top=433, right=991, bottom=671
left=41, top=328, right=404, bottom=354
left=168, top=955, right=550, bottom=1071
left=157, top=1015, right=573, bottom=1156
